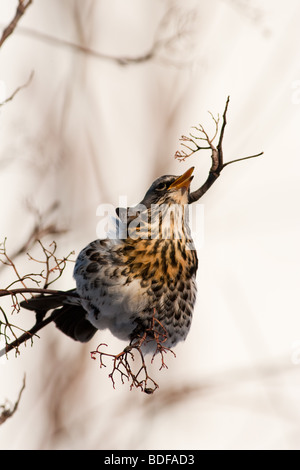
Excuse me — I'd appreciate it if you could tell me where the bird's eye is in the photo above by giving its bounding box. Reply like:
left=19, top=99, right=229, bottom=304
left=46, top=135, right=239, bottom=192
left=156, top=182, right=167, bottom=191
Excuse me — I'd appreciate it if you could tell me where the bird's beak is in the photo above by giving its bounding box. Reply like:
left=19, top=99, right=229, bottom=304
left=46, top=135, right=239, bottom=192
left=168, top=167, right=194, bottom=191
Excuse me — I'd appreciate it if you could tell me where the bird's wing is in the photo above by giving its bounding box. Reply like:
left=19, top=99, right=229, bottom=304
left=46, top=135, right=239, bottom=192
left=74, top=239, right=150, bottom=315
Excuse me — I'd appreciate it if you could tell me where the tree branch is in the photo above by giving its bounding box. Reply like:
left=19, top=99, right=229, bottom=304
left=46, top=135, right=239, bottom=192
left=1, top=6, right=195, bottom=68
left=0, top=309, right=63, bottom=358
left=0, top=238, right=76, bottom=356
left=0, top=375, right=26, bottom=425
left=91, top=310, right=176, bottom=394
left=0, top=71, right=34, bottom=107
left=0, top=287, right=68, bottom=299
left=0, top=0, right=33, bottom=49
left=174, top=96, right=264, bottom=204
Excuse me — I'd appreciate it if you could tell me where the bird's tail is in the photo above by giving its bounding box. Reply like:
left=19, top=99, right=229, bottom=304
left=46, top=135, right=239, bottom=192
left=20, top=290, right=97, bottom=343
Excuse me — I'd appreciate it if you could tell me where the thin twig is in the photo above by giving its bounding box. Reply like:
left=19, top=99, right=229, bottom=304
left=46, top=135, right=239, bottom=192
left=0, top=239, right=76, bottom=355
left=0, top=6, right=194, bottom=67
left=222, top=152, right=264, bottom=168
left=0, top=0, right=33, bottom=49
left=174, top=96, right=264, bottom=203
left=0, top=71, right=34, bottom=107
left=0, top=201, right=67, bottom=266
left=0, top=309, right=64, bottom=358
left=91, top=310, right=176, bottom=394
left=0, top=374, right=26, bottom=425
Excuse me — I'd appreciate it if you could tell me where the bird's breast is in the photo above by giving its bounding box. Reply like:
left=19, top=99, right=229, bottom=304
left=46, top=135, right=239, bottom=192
left=121, top=237, right=198, bottom=285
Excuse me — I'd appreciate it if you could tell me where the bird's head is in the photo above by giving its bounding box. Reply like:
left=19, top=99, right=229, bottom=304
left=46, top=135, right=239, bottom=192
left=138, top=166, right=194, bottom=208
left=116, top=167, right=194, bottom=239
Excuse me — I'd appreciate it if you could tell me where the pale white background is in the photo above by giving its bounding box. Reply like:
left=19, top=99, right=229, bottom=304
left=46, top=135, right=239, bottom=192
left=0, top=0, right=300, bottom=450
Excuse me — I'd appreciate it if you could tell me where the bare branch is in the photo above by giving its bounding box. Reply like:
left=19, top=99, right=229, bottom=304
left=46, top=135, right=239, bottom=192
left=91, top=310, right=176, bottom=394
left=0, top=375, right=26, bottom=425
left=0, top=239, right=76, bottom=356
left=0, top=287, right=69, bottom=299
left=222, top=152, right=264, bottom=169
left=6, top=24, right=157, bottom=66
left=2, top=6, right=195, bottom=68
left=3, top=201, right=67, bottom=267
left=0, top=238, right=28, bottom=290
left=0, top=0, right=33, bottom=49
left=0, top=309, right=64, bottom=358
left=0, top=70, right=34, bottom=107
left=174, top=96, right=264, bottom=203
left=26, top=240, right=75, bottom=289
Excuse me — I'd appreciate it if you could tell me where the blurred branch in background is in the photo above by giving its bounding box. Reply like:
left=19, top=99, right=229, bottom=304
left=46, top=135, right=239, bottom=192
left=51, top=353, right=300, bottom=449
left=0, top=71, right=34, bottom=108
left=224, top=0, right=269, bottom=34
left=0, top=201, right=67, bottom=266
left=1, top=5, right=198, bottom=67
left=0, top=0, right=33, bottom=49
left=144, top=355, right=299, bottom=412
left=0, top=375, right=26, bottom=425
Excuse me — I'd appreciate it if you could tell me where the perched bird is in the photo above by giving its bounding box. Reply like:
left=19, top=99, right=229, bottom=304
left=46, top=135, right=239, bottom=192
left=21, top=167, right=198, bottom=352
